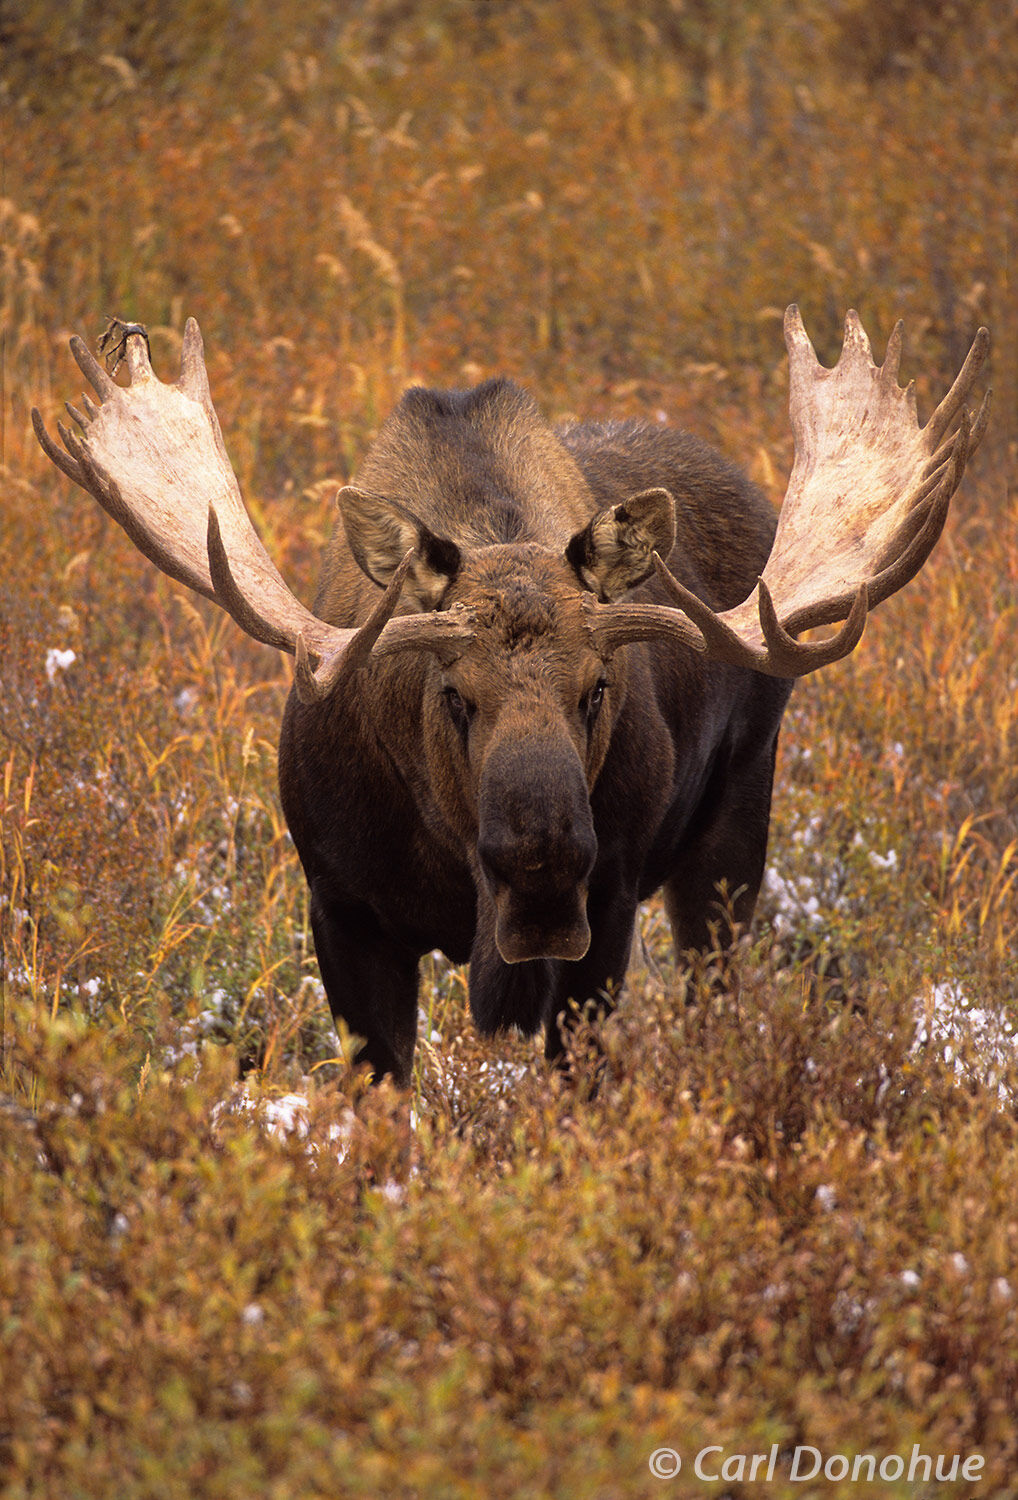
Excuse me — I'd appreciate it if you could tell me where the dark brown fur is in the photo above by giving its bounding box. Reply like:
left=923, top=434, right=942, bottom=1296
left=279, top=378, right=791, bottom=1084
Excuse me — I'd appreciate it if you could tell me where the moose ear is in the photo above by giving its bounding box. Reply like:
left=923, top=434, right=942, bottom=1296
left=337, top=486, right=461, bottom=610
left=565, top=488, right=676, bottom=602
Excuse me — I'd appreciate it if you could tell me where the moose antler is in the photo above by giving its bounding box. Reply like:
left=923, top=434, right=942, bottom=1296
left=592, top=307, right=990, bottom=674
left=32, top=320, right=473, bottom=700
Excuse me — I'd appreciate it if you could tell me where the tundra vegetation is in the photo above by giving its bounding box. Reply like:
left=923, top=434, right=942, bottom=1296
left=1, top=2, right=1016, bottom=1495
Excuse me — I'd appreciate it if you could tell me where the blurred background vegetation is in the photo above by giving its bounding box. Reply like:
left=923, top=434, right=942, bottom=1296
left=2, top=1, right=1016, bottom=1494
left=3, top=0, right=1014, bottom=460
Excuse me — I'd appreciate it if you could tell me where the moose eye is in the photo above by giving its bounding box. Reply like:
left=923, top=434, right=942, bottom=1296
left=583, top=680, right=608, bottom=722
left=443, top=686, right=474, bottom=737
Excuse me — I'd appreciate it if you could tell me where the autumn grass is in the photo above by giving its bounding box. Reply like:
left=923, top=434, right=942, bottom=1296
left=2, top=1, right=1017, bottom=1494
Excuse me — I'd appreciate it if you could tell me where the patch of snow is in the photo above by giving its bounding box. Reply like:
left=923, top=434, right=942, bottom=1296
left=911, top=982, right=1017, bottom=1098
left=761, top=866, right=824, bottom=935
left=212, top=1087, right=355, bottom=1165
left=45, top=647, right=76, bottom=680
left=832, top=1290, right=867, bottom=1335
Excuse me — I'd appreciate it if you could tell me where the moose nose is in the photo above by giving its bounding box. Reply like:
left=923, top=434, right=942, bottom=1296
left=477, top=733, right=596, bottom=888
left=478, top=818, right=596, bottom=895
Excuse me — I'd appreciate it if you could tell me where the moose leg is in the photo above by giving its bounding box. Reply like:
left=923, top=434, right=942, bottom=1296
left=309, top=888, right=420, bottom=1087
left=662, top=736, right=781, bottom=957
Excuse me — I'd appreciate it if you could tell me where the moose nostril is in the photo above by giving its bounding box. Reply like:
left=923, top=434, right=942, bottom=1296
left=478, top=822, right=596, bottom=894
left=477, top=732, right=598, bottom=893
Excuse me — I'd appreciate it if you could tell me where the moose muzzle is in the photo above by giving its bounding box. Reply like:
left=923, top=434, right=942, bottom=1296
left=476, top=732, right=597, bottom=964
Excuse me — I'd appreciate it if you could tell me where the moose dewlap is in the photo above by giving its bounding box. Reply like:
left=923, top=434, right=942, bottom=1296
left=35, top=309, right=989, bottom=1084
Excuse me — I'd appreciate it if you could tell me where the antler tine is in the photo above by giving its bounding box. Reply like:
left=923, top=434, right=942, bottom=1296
left=291, top=555, right=475, bottom=705
left=782, top=303, right=814, bottom=364
left=926, top=386, right=991, bottom=476
left=206, top=505, right=294, bottom=651
left=758, top=578, right=869, bottom=673
left=70, top=334, right=119, bottom=400
left=879, top=319, right=905, bottom=387
left=864, top=481, right=952, bottom=610
left=179, top=317, right=214, bottom=404
left=207, top=517, right=419, bottom=693
left=31, top=407, right=84, bottom=486
left=295, top=552, right=414, bottom=703
left=918, top=387, right=990, bottom=512
left=293, top=635, right=326, bottom=703
left=926, top=325, right=990, bottom=447
left=969, top=388, right=991, bottom=453
left=339, top=552, right=417, bottom=672
left=645, top=555, right=757, bottom=664
left=783, top=303, right=821, bottom=404
left=841, top=307, right=875, bottom=365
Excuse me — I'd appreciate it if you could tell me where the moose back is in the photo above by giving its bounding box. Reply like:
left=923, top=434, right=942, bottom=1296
left=35, top=309, right=988, bottom=1083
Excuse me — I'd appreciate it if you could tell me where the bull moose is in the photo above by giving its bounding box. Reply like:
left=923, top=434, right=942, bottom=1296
left=34, top=309, right=988, bottom=1085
